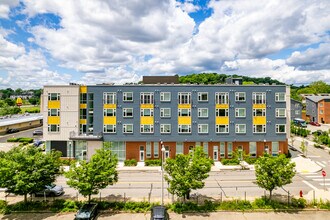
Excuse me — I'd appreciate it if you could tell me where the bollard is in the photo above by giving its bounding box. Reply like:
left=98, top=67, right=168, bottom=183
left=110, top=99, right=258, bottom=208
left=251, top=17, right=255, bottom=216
left=287, top=191, right=290, bottom=206
left=220, top=192, right=222, bottom=203
left=313, top=190, right=315, bottom=206
left=124, top=193, right=126, bottom=203
left=244, top=191, right=246, bottom=201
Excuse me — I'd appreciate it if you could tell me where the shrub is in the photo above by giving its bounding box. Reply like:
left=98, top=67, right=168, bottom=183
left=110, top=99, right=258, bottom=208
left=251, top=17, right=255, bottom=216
left=221, top=158, right=240, bottom=165
left=145, top=159, right=161, bottom=166
left=124, top=159, right=137, bottom=166
left=318, top=200, right=330, bottom=210
left=50, top=199, right=80, bottom=212
left=7, top=138, right=20, bottom=142
left=123, top=201, right=152, bottom=212
left=7, top=137, right=33, bottom=143
left=60, top=158, right=76, bottom=166
left=244, top=157, right=257, bottom=164
left=291, top=198, right=307, bottom=208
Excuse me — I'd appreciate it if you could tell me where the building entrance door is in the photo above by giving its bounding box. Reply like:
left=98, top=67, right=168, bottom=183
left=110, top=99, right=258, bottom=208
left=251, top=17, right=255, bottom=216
left=139, top=146, right=145, bottom=161
left=213, top=146, right=218, bottom=161
left=165, top=146, right=170, bottom=159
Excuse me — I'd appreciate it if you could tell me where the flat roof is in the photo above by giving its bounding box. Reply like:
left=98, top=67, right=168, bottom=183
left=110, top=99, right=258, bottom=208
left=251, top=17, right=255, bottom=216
left=0, top=113, right=43, bottom=127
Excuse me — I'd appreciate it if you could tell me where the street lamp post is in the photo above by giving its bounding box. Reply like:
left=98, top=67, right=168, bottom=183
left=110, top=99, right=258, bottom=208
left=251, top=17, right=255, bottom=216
left=161, top=141, right=165, bottom=206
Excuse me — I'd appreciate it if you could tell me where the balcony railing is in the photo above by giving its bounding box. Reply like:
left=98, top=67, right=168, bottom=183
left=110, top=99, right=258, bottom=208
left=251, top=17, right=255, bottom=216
left=69, top=131, right=103, bottom=141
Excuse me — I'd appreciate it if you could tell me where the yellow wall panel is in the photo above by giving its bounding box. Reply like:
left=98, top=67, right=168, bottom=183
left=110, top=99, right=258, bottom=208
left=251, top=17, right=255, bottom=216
left=104, top=104, right=116, bottom=109
left=253, top=104, right=266, bottom=109
left=80, top=119, right=87, bottom=124
left=48, top=101, right=60, bottom=109
left=103, top=116, right=116, bottom=125
left=48, top=116, right=60, bottom=124
left=140, top=116, right=154, bottom=125
left=140, top=104, right=154, bottom=109
left=216, top=104, right=229, bottom=109
left=253, top=116, right=266, bottom=125
left=216, top=117, right=229, bottom=125
left=178, top=116, right=191, bottom=125
left=178, top=104, right=191, bottom=109
left=80, top=86, right=87, bottom=93
left=80, top=104, right=87, bottom=109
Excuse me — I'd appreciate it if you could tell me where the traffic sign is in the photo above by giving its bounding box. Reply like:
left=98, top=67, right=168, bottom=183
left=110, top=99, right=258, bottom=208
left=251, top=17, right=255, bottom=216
left=322, top=170, right=326, bottom=177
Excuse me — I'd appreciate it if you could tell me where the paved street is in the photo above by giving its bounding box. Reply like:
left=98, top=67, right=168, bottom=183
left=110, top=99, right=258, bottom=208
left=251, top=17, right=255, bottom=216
left=1, top=211, right=330, bottom=220
left=0, top=127, right=42, bottom=142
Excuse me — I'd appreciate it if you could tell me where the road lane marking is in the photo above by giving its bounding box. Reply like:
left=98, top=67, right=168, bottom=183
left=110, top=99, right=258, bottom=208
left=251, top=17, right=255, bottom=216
left=302, top=180, right=318, bottom=190
left=312, top=179, right=330, bottom=181
left=308, top=156, right=321, bottom=158
left=316, top=161, right=326, bottom=167
left=322, top=161, right=327, bottom=164
left=319, top=183, right=330, bottom=186
left=304, top=175, right=320, bottom=178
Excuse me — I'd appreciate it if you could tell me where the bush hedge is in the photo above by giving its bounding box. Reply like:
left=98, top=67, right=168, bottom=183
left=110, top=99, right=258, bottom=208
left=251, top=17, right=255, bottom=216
left=145, top=159, right=161, bottom=166
left=7, top=137, right=34, bottom=143
left=124, top=159, right=137, bottom=166
left=221, top=158, right=240, bottom=165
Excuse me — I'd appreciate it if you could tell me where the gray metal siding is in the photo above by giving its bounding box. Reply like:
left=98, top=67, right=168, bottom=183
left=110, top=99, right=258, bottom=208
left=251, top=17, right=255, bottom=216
left=306, top=98, right=318, bottom=121
left=290, top=99, right=302, bottom=119
left=87, top=85, right=287, bottom=142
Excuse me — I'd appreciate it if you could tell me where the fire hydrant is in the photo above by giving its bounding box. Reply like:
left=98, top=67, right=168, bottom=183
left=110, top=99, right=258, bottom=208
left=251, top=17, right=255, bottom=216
left=299, top=190, right=303, bottom=198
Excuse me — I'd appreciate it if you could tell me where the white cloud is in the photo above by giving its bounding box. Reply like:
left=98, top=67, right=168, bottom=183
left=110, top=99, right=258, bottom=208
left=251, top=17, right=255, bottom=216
left=176, top=1, right=200, bottom=13
left=0, top=0, right=19, bottom=19
left=286, top=43, right=330, bottom=70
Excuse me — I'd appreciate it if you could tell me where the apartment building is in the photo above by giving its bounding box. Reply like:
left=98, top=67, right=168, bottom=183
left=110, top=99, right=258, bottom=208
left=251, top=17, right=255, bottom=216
left=306, top=95, right=330, bottom=123
left=290, top=99, right=303, bottom=120
left=42, top=81, right=290, bottom=162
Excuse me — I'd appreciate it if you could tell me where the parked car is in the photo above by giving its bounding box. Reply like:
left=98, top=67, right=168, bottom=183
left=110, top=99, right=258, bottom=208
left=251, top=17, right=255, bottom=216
left=34, top=140, right=44, bottom=147
left=150, top=206, right=169, bottom=220
left=309, top=121, right=321, bottom=126
left=74, top=203, right=98, bottom=220
left=33, top=184, right=64, bottom=197
left=6, top=128, right=19, bottom=134
left=33, top=130, right=43, bottom=135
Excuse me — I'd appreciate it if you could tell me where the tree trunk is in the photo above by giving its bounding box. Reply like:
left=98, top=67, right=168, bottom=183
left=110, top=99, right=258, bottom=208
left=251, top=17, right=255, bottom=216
left=186, top=190, right=190, bottom=200
left=24, top=194, right=27, bottom=203
left=88, top=194, right=91, bottom=203
left=269, top=190, right=273, bottom=200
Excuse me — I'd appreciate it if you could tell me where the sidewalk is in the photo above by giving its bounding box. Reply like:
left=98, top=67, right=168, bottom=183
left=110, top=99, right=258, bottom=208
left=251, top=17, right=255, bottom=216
left=291, top=156, right=323, bottom=173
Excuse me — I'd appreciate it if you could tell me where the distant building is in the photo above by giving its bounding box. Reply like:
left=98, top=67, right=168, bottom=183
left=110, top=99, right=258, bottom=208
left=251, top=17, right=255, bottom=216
left=305, top=95, right=330, bottom=123
left=290, top=99, right=303, bottom=120
left=225, top=77, right=243, bottom=85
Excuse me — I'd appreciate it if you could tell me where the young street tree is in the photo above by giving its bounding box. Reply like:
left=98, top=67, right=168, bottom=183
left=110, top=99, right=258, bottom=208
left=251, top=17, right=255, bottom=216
left=65, top=145, right=118, bottom=202
left=0, top=145, right=62, bottom=202
left=255, top=154, right=296, bottom=199
left=164, top=146, right=212, bottom=201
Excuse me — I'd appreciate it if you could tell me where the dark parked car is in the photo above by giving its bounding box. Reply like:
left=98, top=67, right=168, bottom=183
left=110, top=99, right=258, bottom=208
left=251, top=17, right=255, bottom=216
left=309, top=121, right=321, bottom=126
left=6, top=128, right=19, bottom=134
left=33, top=130, right=43, bottom=135
left=34, top=140, right=44, bottom=147
left=34, top=184, right=64, bottom=197
left=150, top=206, right=169, bottom=220
left=75, top=203, right=98, bottom=220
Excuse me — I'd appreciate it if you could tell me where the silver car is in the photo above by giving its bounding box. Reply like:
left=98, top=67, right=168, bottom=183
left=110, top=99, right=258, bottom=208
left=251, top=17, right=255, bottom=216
left=34, top=184, right=64, bottom=197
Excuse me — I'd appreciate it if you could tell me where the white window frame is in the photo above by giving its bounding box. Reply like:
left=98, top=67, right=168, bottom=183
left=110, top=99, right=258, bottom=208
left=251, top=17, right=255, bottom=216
left=154, top=142, right=159, bottom=158
left=235, top=92, right=246, bottom=102
left=295, top=110, right=300, bottom=115
left=227, top=142, right=233, bottom=158
left=235, top=108, right=246, bottom=117
left=123, top=108, right=133, bottom=118
left=253, top=125, right=266, bottom=133
left=103, top=109, right=116, bottom=116
left=272, top=142, right=279, bottom=156
left=146, top=142, right=151, bottom=158
left=48, top=93, right=60, bottom=101
left=48, top=109, right=60, bottom=116
left=215, top=92, right=229, bottom=104
left=48, top=124, right=60, bottom=132
left=103, top=124, right=116, bottom=133
left=216, top=108, right=228, bottom=117
left=178, top=92, right=191, bottom=104
left=198, top=124, right=209, bottom=134
left=276, top=124, right=286, bottom=133
left=178, top=124, right=191, bottom=133
left=235, top=124, right=246, bottom=133
left=198, top=108, right=208, bottom=118
left=140, top=108, right=154, bottom=116
left=140, top=92, right=154, bottom=104
left=160, top=124, right=171, bottom=133
left=176, top=142, right=183, bottom=154
left=275, top=92, right=286, bottom=102
left=220, top=142, right=225, bottom=157
left=103, top=92, right=116, bottom=104
left=178, top=108, right=191, bottom=116
left=160, top=108, right=171, bottom=118
left=215, top=125, right=229, bottom=133
left=253, top=108, right=266, bottom=116
left=140, top=124, right=154, bottom=133
left=249, top=142, right=256, bottom=157
left=198, top=92, right=208, bottom=102
left=252, top=92, right=266, bottom=104
left=123, top=124, right=133, bottom=133
left=160, top=92, right=171, bottom=102
left=123, top=92, right=133, bottom=102
left=275, top=108, right=286, bottom=117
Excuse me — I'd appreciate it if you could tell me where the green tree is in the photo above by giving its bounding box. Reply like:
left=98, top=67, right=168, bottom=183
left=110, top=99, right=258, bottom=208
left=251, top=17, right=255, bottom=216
left=164, top=146, right=212, bottom=201
left=5, top=98, right=15, bottom=106
left=309, top=81, right=330, bottom=94
left=0, top=145, right=62, bottom=202
left=300, top=140, right=307, bottom=157
left=28, top=97, right=39, bottom=105
left=65, top=145, right=118, bottom=202
left=255, top=154, right=295, bottom=200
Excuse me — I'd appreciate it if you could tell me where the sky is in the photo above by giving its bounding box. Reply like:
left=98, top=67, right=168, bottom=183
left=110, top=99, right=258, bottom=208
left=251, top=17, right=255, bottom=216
left=0, top=0, right=330, bottom=89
